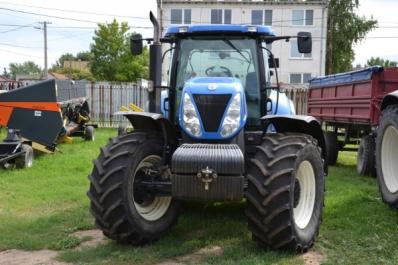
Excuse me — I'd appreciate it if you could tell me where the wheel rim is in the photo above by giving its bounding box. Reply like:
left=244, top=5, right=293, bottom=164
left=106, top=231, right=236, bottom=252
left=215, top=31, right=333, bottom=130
left=132, top=155, right=172, bottom=221
left=293, top=160, right=316, bottom=229
left=381, top=125, right=398, bottom=193
left=25, top=151, right=33, bottom=168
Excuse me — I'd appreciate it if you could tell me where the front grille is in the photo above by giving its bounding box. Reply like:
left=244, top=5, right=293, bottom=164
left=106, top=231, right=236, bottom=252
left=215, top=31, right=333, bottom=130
left=192, top=94, right=231, bottom=132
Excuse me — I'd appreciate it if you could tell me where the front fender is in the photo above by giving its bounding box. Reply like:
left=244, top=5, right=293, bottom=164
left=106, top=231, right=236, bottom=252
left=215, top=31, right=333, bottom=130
left=261, top=115, right=328, bottom=174
left=115, top=111, right=177, bottom=143
left=381, top=90, right=398, bottom=110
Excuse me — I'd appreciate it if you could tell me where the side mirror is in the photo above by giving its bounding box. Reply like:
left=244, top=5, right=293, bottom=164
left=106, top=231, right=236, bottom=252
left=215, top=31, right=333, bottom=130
left=297, top=32, right=312, bottom=54
left=130, top=33, right=143, bottom=56
left=269, top=58, right=279, bottom=68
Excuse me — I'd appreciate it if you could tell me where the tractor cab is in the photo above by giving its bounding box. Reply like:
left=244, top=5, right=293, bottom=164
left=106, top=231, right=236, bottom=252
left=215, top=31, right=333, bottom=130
left=166, top=25, right=272, bottom=138
left=88, top=12, right=327, bottom=253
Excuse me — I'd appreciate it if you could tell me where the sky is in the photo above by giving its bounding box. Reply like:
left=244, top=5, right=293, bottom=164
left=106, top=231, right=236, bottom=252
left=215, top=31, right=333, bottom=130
left=0, top=0, right=396, bottom=73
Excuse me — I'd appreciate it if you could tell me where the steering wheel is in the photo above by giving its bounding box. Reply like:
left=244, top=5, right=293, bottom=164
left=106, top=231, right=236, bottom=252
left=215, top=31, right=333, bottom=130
left=205, top=66, right=233, bottom=77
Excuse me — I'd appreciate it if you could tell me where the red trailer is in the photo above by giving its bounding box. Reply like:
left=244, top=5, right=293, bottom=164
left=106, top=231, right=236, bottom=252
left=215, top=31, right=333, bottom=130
left=308, top=66, right=398, bottom=208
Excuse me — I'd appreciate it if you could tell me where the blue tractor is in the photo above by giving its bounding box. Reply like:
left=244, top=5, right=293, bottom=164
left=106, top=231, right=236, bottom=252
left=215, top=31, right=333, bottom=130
left=88, top=12, right=327, bottom=251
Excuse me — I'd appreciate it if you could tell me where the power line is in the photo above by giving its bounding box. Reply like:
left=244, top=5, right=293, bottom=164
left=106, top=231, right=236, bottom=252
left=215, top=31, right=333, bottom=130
left=0, top=7, right=101, bottom=24
left=0, top=1, right=149, bottom=20
left=0, top=23, right=35, bottom=34
left=0, top=47, right=42, bottom=58
left=0, top=7, right=154, bottom=29
left=0, top=42, right=41, bottom=49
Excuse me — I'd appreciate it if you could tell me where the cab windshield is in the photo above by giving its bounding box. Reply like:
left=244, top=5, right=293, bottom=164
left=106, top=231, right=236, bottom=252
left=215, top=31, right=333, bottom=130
left=174, top=36, right=262, bottom=125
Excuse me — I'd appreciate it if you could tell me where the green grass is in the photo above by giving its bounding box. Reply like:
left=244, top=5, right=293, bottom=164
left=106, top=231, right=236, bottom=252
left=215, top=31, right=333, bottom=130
left=1, top=128, right=398, bottom=264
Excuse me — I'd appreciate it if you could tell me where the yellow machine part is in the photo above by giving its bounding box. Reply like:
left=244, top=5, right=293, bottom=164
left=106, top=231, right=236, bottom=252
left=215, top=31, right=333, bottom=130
left=119, top=103, right=144, bottom=112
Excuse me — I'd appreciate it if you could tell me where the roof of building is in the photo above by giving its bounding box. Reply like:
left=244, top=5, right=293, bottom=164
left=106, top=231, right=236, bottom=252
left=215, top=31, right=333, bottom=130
left=48, top=72, right=69, bottom=80
left=0, top=76, right=13, bottom=82
left=159, top=0, right=328, bottom=6
left=165, top=24, right=275, bottom=37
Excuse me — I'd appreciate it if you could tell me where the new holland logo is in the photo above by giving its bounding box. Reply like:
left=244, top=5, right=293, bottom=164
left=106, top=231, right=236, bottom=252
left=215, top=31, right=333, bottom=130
left=208, top=84, right=217, bottom=91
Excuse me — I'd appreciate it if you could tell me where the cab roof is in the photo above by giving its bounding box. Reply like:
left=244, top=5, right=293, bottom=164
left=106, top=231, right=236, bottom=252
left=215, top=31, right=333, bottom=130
left=165, top=24, right=275, bottom=38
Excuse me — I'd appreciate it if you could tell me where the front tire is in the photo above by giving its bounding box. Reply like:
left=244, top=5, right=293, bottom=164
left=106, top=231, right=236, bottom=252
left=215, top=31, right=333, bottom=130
left=376, top=105, right=398, bottom=208
left=245, top=133, right=325, bottom=251
left=87, top=130, right=180, bottom=244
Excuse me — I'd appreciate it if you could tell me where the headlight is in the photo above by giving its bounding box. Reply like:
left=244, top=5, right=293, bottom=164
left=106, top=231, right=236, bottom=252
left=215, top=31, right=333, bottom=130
left=182, top=93, right=202, bottom=137
left=221, top=93, right=241, bottom=137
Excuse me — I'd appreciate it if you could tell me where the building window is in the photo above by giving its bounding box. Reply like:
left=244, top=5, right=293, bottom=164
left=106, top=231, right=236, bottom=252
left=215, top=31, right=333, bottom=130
left=211, top=9, right=232, bottom=24
left=303, top=73, right=312, bottom=83
left=252, top=10, right=263, bottom=25
left=264, top=10, right=273, bottom=26
left=290, top=73, right=312, bottom=84
left=171, top=9, right=191, bottom=24
left=184, top=9, right=191, bottom=24
left=292, top=9, right=314, bottom=26
left=224, top=9, right=231, bottom=24
left=251, top=10, right=273, bottom=26
left=290, top=40, right=312, bottom=58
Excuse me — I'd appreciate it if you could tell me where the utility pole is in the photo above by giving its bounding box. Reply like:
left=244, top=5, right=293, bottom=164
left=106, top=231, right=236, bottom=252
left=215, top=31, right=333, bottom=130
left=38, top=21, right=51, bottom=79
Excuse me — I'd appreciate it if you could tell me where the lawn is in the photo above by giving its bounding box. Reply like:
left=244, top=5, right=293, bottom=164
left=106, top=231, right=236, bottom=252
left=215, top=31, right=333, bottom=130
left=0, top=128, right=398, bottom=264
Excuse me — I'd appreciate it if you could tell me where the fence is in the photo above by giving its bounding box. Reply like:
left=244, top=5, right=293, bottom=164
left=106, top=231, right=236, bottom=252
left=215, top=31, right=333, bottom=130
left=283, top=87, right=309, bottom=115
left=86, top=81, right=148, bottom=127
left=0, top=81, right=23, bottom=91
left=4, top=79, right=308, bottom=126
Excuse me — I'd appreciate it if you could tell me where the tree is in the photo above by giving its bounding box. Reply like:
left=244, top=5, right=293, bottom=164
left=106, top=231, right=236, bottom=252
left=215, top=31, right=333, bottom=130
left=326, top=0, right=377, bottom=74
left=366, top=57, right=397, bottom=68
left=55, top=53, right=76, bottom=68
left=76, top=51, right=93, bottom=61
left=9, top=61, right=42, bottom=79
left=1, top=67, right=10, bottom=79
left=90, top=19, right=148, bottom=81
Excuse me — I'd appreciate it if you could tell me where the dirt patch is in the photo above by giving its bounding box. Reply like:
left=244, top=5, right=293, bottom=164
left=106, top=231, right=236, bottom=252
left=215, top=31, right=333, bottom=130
left=156, top=246, right=223, bottom=265
left=0, top=249, right=70, bottom=265
left=302, top=250, right=326, bottom=265
left=0, top=229, right=108, bottom=265
left=71, top=229, right=108, bottom=250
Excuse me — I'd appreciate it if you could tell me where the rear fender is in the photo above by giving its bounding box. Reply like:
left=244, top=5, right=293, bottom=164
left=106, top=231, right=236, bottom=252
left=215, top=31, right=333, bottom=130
left=261, top=115, right=328, bottom=174
left=381, top=90, right=398, bottom=110
left=115, top=111, right=177, bottom=144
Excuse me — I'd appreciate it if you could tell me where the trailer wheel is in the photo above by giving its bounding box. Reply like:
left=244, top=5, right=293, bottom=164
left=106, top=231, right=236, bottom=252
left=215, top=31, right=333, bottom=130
left=87, top=130, right=180, bottom=244
left=324, top=132, right=338, bottom=165
left=376, top=105, right=398, bottom=208
left=15, top=144, right=34, bottom=169
left=245, top=133, right=325, bottom=251
left=85, top=126, right=95, bottom=141
left=357, top=135, right=376, bottom=177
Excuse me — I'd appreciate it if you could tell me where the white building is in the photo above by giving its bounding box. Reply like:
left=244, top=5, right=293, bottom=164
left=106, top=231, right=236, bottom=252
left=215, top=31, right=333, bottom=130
left=157, top=0, right=328, bottom=85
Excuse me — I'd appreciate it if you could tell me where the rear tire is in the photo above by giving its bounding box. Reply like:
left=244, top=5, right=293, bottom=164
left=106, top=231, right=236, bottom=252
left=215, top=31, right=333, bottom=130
left=15, top=144, right=34, bottom=169
left=357, top=135, right=376, bottom=177
left=376, top=105, right=398, bottom=208
left=245, top=133, right=325, bottom=251
left=85, top=126, right=95, bottom=141
left=87, top=130, right=180, bottom=244
left=324, top=132, right=338, bottom=165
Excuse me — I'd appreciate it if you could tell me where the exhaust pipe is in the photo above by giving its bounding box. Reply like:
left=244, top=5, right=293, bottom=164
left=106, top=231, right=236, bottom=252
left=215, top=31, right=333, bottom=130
left=148, top=11, right=162, bottom=113
left=150, top=11, right=160, bottom=44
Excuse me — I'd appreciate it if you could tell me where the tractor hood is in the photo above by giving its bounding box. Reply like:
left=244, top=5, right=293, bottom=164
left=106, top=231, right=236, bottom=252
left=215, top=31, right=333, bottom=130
left=179, top=77, right=247, bottom=140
